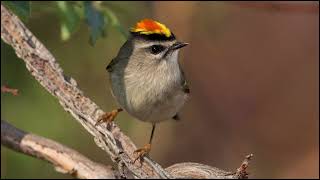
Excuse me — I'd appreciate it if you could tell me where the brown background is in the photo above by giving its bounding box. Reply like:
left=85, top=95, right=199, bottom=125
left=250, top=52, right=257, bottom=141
left=1, top=1, right=319, bottom=178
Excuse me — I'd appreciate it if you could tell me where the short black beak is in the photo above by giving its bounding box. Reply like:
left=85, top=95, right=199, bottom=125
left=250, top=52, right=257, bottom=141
left=171, top=42, right=189, bottom=51
left=163, top=42, right=189, bottom=58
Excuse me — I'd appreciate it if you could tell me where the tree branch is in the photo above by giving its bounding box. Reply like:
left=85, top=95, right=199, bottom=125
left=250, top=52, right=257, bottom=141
left=1, top=85, right=19, bottom=96
left=1, top=4, right=168, bottom=178
left=166, top=163, right=237, bottom=179
left=1, top=120, right=116, bottom=179
left=1, top=4, right=251, bottom=178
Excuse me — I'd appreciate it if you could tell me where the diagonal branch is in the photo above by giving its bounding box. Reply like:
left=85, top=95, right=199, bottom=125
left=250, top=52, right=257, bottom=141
left=1, top=120, right=116, bottom=179
left=1, top=4, right=250, bottom=179
left=1, top=4, right=169, bottom=179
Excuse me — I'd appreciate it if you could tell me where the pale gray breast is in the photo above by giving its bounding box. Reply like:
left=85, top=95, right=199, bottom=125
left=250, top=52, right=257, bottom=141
left=111, top=57, right=188, bottom=122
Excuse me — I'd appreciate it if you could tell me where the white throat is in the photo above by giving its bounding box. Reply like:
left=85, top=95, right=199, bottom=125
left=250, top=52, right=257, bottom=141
left=169, top=50, right=179, bottom=63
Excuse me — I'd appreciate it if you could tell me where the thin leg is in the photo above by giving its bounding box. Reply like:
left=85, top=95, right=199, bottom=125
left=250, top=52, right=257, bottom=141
left=133, top=123, right=156, bottom=163
left=95, top=108, right=123, bottom=126
left=149, top=123, right=156, bottom=144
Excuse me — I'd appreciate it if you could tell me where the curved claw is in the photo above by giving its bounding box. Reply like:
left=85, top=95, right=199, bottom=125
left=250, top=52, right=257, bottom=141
left=133, top=143, right=151, bottom=164
left=95, top=108, right=123, bottom=126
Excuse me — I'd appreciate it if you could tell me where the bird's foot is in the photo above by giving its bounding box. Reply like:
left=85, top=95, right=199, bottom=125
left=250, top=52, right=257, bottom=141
left=95, top=108, right=123, bottom=126
left=133, top=143, right=151, bottom=164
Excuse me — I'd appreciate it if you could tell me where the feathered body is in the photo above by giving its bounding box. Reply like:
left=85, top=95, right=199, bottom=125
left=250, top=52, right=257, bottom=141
left=107, top=19, right=189, bottom=123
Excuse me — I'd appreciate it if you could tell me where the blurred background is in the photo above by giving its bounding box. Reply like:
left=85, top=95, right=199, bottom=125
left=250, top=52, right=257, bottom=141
left=1, top=1, right=319, bottom=179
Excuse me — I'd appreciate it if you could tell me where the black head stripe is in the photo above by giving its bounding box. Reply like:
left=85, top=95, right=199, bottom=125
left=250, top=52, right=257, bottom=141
left=130, top=32, right=176, bottom=41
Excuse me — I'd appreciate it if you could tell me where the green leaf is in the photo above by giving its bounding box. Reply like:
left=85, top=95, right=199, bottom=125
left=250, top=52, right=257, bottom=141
left=56, top=1, right=81, bottom=41
left=83, top=1, right=106, bottom=45
left=3, top=1, right=30, bottom=21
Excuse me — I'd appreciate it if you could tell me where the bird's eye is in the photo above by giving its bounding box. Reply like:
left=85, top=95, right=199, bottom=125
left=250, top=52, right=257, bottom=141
left=150, top=45, right=165, bottom=55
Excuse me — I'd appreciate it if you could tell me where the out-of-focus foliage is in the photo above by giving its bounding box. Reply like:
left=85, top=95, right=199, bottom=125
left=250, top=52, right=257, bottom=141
left=56, top=1, right=81, bottom=41
left=2, top=1, right=30, bottom=21
left=1, top=1, right=318, bottom=179
left=83, top=1, right=106, bottom=45
left=3, top=1, right=126, bottom=45
left=1, top=1, right=152, bottom=178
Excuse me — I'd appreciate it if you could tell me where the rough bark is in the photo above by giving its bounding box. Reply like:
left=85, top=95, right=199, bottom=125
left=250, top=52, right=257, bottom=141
left=1, top=120, right=117, bottom=179
left=1, top=4, right=252, bottom=179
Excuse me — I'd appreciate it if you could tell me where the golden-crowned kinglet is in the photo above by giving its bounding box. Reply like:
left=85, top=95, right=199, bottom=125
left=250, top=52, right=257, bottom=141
left=96, top=19, right=190, bottom=162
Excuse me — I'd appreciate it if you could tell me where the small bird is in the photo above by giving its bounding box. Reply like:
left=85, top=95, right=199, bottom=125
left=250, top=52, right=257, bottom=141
left=96, top=19, right=190, bottom=162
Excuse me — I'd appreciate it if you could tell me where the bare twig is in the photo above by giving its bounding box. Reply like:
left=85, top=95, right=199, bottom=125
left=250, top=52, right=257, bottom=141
left=166, top=163, right=234, bottom=179
left=224, top=154, right=254, bottom=179
left=1, top=4, right=251, bottom=179
left=235, top=154, right=254, bottom=179
left=1, top=120, right=116, bottom=179
left=1, top=85, right=18, bottom=96
left=166, top=154, right=254, bottom=179
left=1, top=4, right=169, bottom=178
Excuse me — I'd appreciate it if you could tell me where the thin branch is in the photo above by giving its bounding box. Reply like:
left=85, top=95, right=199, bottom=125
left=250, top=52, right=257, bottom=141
left=166, top=163, right=235, bottom=179
left=166, top=154, right=254, bottom=179
left=1, top=85, right=19, bottom=96
left=1, top=4, right=169, bottom=178
left=224, top=154, right=254, bottom=179
left=1, top=4, right=250, bottom=179
left=1, top=120, right=116, bottom=179
left=235, top=154, right=253, bottom=178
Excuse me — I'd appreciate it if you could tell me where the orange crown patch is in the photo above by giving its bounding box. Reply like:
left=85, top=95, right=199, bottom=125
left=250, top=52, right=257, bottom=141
left=130, top=19, right=172, bottom=38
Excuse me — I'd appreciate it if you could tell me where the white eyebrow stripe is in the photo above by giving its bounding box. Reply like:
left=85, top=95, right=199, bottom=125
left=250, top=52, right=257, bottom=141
left=135, top=40, right=175, bottom=49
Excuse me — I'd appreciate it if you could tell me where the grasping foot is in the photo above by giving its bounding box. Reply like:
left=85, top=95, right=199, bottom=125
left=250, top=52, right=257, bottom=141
left=95, top=108, right=123, bottom=126
left=133, top=143, right=151, bottom=164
